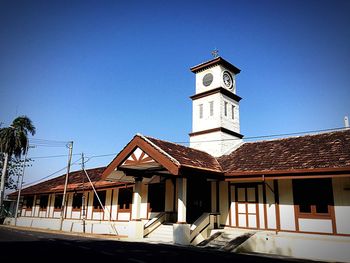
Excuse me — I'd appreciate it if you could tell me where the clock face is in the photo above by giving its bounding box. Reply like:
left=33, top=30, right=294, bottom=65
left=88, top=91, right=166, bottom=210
left=223, top=71, right=233, bottom=89
left=203, top=73, right=213, bottom=87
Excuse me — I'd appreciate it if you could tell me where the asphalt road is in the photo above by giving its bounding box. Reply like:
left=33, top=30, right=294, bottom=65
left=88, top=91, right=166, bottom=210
left=0, top=226, right=317, bottom=263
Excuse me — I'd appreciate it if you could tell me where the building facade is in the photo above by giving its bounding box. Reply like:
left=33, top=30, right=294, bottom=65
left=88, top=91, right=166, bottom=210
left=6, top=56, right=350, bottom=262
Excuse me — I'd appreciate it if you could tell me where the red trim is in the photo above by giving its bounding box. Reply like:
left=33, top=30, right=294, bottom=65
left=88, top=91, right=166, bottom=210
left=225, top=167, right=350, bottom=177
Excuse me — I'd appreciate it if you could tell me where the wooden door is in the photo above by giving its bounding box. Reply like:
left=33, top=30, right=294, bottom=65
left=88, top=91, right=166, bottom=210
left=236, top=185, right=259, bottom=229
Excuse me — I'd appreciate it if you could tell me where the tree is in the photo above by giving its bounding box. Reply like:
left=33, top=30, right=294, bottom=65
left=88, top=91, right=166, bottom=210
left=0, top=116, right=36, bottom=208
left=0, top=154, right=33, bottom=190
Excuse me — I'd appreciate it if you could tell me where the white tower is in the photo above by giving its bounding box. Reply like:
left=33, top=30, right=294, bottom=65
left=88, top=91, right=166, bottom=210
left=189, top=56, right=243, bottom=157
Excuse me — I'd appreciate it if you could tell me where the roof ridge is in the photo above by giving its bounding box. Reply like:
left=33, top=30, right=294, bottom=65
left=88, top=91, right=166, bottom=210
left=137, top=134, right=181, bottom=166
left=243, top=128, right=350, bottom=145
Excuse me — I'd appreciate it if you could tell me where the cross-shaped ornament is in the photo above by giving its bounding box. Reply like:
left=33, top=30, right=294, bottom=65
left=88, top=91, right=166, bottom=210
left=211, top=49, right=219, bottom=58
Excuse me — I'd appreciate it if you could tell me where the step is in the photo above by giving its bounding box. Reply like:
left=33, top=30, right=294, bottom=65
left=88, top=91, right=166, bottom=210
left=145, top=224, right=174, bottom=243
left=198, top=230, right=255, bottom=251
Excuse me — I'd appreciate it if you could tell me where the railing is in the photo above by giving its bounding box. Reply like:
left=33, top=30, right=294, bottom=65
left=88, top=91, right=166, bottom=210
left=143, top=212, right=167, bottom=237
left=190, top=213, right=219, bottom=244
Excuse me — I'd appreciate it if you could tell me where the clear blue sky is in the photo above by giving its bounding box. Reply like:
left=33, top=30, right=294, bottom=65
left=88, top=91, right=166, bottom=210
left=0, top=0, right=349, bottom=186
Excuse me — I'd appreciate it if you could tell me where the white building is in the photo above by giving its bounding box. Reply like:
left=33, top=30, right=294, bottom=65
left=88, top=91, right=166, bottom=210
left=7, top=56, right=350, bottom=262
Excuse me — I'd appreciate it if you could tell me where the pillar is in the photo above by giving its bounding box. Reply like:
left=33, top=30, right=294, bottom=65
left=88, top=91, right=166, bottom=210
left=177, top=177, right=187, bottom=223
left=165, top=178, right=174, bottom=212
left=174, top=177, right=190, bottom=245
left=129, top=177, right=143, bottom=239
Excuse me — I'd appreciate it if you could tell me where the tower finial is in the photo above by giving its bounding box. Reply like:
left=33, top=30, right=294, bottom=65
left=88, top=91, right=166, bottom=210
left=211, top=48, right=219, bottom=58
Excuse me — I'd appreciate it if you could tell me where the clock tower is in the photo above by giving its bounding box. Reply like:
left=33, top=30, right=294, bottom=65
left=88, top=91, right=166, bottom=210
left=189, top=56, right=244, bottom=157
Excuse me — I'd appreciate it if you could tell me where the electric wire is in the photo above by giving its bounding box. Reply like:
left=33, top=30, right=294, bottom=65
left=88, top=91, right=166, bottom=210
left=173, top=126, right=346, bottom=144
left=22, top=157, right=82, bottom=187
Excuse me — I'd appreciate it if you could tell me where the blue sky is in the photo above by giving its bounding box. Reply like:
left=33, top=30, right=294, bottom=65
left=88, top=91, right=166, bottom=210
left=0, top=0, right=349, bottom=186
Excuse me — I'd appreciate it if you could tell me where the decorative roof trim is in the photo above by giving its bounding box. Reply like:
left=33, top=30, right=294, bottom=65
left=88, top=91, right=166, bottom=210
left=139, top=134, right=181, bottom=166
left=101, top=134, right=181, bottom=178
left=190, top=57, right=241, bottom=74
left=190, top=87, right=242, bottom=102
left=224, top=166, right=350, bottom=177
left=189, top=127, right=244, bottom=139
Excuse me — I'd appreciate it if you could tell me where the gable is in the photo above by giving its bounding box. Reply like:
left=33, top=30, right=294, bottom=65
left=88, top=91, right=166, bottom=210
left=102, top=135, right=180, bottom=180
left=121, top=147, right=161, bottom=170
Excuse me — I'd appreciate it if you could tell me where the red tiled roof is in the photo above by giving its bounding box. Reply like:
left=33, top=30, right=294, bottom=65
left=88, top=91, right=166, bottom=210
left=218, top=129, right=350, bottom=175
left=145, top=136, right=223, bottom=173
left=11, top=129, right=350, bottom=196
left=9, top=167, right=126, bottom=196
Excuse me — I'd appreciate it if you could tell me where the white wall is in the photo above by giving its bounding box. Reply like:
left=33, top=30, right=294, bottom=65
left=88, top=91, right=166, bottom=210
left=333, top=177, right=350, bottom=234
left=194, top=65, right=237, bottom=94
left=278, top=179, right=296, bottom=231
left=190, top=131, right=243, bottom=157
left=219, top=181, right=229, bottom=226
left=257, top=185, right=265, bottom=229
left=229, top=185, right=236, bottom=226
left=265, top=181, right=277, bottom=230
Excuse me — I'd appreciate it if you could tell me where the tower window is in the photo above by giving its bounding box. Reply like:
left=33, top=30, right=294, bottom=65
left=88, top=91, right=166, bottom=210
left=224, top=101, right=228, bottom=116
left=199, top=104, right=203, bottom=119
left=232, top=105, right=235, bottom=119
left=209, top=101, right=214, bottom=116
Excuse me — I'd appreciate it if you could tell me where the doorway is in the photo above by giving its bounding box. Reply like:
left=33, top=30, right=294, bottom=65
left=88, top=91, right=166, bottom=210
left=148, top=182, right=165, bottom=212
left=186, top=177, right=211, bottom=224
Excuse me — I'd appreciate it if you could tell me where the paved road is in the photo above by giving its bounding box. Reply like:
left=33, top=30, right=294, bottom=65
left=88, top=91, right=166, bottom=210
left=0, top=226, right=316, bottom=263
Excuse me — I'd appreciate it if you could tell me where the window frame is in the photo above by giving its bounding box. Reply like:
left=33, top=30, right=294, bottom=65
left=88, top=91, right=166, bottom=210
left=93, top=190, right=106, bottom=212
left=72, top=192, right=83, bottom=211
left=292, top=178, right=334, bottom=219
left=118, top=187, right=133, bottom=212
left=209, top=101, right=214, bottom=117
left=199, top=104, right=203, bottom=119
left=24, top=195, right=34, bottom=210
left=231, top=105, right=235, bottom=120
left=39, top=195, right=49, bottom=210
left=54, top=194, right=63, bottom=211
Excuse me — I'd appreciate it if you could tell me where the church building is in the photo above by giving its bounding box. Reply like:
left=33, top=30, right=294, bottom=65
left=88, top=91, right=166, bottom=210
left=7, top=56, right=350, bottom=262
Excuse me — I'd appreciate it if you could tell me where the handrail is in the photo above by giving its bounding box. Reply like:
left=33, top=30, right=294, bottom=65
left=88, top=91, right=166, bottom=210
left=190, top=213, right=219, bottom=244
left=143, top=212, right=166, bottom=237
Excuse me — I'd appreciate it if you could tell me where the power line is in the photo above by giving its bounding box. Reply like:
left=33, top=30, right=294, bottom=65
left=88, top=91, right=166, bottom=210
left=29, top=153, right=81, bottom=159
left=22, top=157, right=82, bottom=187
left=174, top=127, right=346, bottom=144
left=28, top=138, right=71, bottom=148
left=29, top=138, right=70, bottom=144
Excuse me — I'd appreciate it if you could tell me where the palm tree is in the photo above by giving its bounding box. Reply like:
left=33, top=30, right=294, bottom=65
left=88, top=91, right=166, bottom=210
left=0, top=116, right=36, bottom=209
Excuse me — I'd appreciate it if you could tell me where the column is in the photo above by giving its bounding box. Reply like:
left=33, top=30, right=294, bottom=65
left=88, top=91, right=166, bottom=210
left=165, top=179, right=174, bottom=212
left=174, top=177, right=190, bottom=245
left=131, top=177, right=142, bottom=220
left=177, top=177, right=187, bottom=223
left=129, top=177, right=143, bottom=239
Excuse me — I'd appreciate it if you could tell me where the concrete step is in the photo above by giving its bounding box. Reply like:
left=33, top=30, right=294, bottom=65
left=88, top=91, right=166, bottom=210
left=145, top=224, right=173, bottom=243
left=197, top=230, right=255, bottom=252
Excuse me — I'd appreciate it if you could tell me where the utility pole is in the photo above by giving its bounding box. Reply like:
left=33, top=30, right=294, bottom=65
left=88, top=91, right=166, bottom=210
left=81, top=152, right=86, bottom=234
left=59, top=141, right=73, bottom=231
left=14, top=141, right=29, bottom=225
left=0, top=153, right=9, bottom=210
